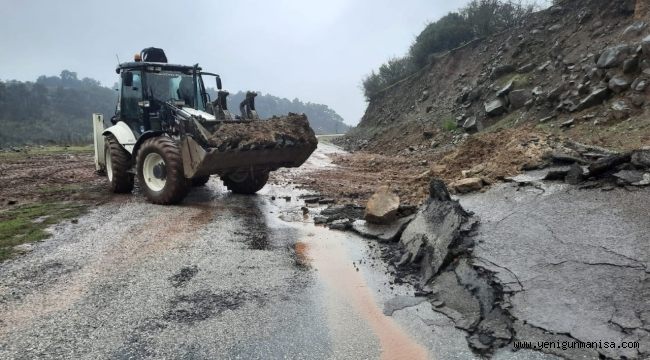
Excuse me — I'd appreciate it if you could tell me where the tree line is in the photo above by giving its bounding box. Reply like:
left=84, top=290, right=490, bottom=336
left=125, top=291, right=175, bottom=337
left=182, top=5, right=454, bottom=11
left=0, top=71, right=349, bottom=146
left=362, top=0, right=544, bottom=100
left=0, top=70, right=117, bottom=146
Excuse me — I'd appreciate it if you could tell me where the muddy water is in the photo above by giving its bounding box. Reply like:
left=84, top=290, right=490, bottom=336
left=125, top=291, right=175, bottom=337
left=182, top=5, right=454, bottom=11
left=260, top=180, right=430, bottom=360
left=301, top=228, right=429, bottom=360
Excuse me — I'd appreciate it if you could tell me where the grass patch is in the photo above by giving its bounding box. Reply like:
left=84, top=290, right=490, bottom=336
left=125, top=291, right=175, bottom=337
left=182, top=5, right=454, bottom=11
left=0, top=202, right=87, bottom=261
left=0, top=145, right=93, bottom=159
left=37, top=184, right=86, bottom=195
left=497, top=73, right=530, bottom=89
left=441, top=117, right=458, bottom=132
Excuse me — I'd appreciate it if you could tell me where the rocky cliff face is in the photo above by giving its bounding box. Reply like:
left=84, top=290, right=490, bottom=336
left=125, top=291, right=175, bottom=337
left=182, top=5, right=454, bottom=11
left=342, top=0, right=650, bottom=154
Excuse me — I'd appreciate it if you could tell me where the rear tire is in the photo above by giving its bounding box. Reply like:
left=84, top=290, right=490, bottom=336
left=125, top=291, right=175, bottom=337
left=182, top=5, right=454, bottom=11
left=222, top=171, right=269, bottom=194
left=191, top=175, right=210, bottom=187
left=105, top=135, right=134, bottom=193
left=136, top=136, right=189, bottom=205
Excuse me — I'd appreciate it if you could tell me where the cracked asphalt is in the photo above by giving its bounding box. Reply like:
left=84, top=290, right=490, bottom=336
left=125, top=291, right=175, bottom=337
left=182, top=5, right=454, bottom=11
left=459, top=175, right=650, bottom=359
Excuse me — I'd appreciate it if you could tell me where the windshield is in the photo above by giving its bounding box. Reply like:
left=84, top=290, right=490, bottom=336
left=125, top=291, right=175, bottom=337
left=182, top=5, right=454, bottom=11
left=145, top=71, right=205, bottom=111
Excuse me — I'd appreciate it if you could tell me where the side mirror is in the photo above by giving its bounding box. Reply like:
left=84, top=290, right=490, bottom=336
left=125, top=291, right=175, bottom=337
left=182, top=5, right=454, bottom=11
left=216, top=75, right=222, bottom=90
left=122, top=72, right=133, bottom=87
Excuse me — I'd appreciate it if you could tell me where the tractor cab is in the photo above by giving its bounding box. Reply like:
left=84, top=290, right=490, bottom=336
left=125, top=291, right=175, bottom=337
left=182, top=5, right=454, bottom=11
left=115, top=61, right=211, bottom=136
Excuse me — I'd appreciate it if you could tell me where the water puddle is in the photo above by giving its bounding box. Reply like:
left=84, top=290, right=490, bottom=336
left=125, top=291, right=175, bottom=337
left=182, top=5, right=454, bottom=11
left=302, top=227, right=428, bottom=360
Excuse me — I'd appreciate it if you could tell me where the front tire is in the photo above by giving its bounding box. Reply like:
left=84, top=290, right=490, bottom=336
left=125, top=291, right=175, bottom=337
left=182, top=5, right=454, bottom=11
left=222, top=171, right=269, bottom=194
left=105, top=135, right=134, bottom=193
left=136, top=136, right=188, bottom=205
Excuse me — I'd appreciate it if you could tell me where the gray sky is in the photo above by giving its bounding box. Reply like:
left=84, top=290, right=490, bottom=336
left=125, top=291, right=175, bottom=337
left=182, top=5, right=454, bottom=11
left=0, top=0, right=476, bottom=125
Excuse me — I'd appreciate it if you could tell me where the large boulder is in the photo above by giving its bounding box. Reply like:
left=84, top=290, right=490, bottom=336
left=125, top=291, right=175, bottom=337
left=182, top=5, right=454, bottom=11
left=631, top=148, right=650, bottom=168
left=364, top=186, right=400, bottom=224
left=608, top=76, right=630, bottom=93
left=622, top=21, right=647, bottom=37
left=399, top=179, right=475, bottom=283
left=463, top=116, right=478, bottom=133
left=450, top=178, right=484, bottom=193
left=508, top=89, right=530, bottom=110
left=570, top=87, right=610, bottom=112
left=485, top=98, right=507, bottom=116
left=597, top=44, right=631, bottom=68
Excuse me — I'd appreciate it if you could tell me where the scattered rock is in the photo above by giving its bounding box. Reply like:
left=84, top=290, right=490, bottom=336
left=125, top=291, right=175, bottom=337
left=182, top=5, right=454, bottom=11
left=631, top=77, right=648, bottom=92
left=507, top=89, right=530, bottom=110
left=491, top=64, right=515, bottom=79
left=623, top=56, right=639, bottom=73
left=329, top=219, right=352, bottom=231
left=351, top=215, right=414, bottom=242
left=303, top=196, right=321, bottom=204
left=560, top=118, right=575, bottom=128
left=318, top=204, right=364, bottom=224
left=565, top=163, right=586, bottom=184
left=364, top=186, right=400, bottom=224
left=596, top=44, right=630, bottom=68
left=613, top=170, right=645, bottom=184
left=537, top=60, right=552, bottom=72
left=570, top=86, right=609, bottom=112
left=539, top=114, right=556, bottom=123
left=496, top=81, right=514, bottom=97
left=610, top=100, right=631, bottom=120
left=462, top=116, right=478, bottom=133
left=548, top=24, right=562, bottom=32
left=622, top=21, right=647, bottom=37
left=313, top=216, right=328, bottom=225
left=631, top=148, right=650, bottom=168
left=641, top=35, right=650, bottom=59
left=484, top=99, right=507, bottom=116
left=608, top=76, right=630, bottom=93
left=587, top=153, right=632, bottom=177
left=450, top=178, right=484, bottom=194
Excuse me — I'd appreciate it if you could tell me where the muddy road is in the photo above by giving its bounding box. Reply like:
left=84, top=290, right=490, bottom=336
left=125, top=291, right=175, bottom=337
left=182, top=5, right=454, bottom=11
left=0, top=144, right=494, bottom=360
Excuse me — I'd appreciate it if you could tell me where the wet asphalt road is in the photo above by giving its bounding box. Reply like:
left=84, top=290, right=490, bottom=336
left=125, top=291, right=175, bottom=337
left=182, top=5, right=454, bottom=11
left=0, top=144, right=574, bottom=360
left=0, top=144, right=444, bottom=360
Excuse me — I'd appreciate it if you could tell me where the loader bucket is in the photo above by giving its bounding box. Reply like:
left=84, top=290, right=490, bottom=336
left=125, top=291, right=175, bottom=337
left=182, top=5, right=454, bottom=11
left=181, top=136, right=317, bottom=178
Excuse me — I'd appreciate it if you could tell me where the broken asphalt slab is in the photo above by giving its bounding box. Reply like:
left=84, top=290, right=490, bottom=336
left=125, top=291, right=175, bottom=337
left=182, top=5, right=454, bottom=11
left=459, top=181, right=649, bottom=359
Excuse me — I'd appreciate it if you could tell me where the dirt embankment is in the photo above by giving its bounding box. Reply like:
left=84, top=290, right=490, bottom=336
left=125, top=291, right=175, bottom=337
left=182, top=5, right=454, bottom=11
left=341, top=0, right=650, bottom=155
left=287, top=127, right=556, bottom=206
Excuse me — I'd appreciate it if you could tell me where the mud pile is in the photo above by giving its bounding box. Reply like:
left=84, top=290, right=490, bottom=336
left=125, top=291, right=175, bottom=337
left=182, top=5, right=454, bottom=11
left=207, top=113, right=317, bottom=151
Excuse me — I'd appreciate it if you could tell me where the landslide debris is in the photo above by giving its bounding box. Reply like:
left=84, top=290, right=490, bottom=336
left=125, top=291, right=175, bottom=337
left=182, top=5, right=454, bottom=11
left=207, top=113, right=317, bottom=151
left=341, top=0, right=650, bottom=155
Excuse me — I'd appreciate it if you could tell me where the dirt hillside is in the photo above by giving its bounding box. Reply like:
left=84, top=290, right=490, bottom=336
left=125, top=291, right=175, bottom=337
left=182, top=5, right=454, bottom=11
left=340, top=0, right=650, bottom=155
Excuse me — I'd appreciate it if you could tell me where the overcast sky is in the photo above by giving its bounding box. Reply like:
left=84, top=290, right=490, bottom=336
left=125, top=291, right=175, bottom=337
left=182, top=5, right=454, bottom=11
left=0, top=0, right=479, bottom=125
